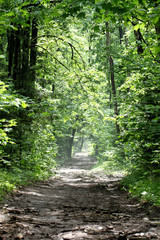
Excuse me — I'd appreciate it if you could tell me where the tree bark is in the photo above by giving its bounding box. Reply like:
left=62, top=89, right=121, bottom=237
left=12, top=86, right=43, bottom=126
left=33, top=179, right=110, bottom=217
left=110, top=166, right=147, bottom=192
left=67, top=128, right=76, bottom=159
left=106, top=21, right=120, bottom=135
left=22, top=20, right=30, bottom=95
left=80, top=137, right=84, bottom=152
left=153, top=0, right=160, bottom=60
left=13, top=27, right=21, bottom=86
left=119, top=26, right=124, bottom=44
left=30, top=18, right=38, bottom=87
left=132, top=22, right=144, bottom=55
left=134, top=28, right=144, bottom=54
left=7, top=29, right=15, bottom=77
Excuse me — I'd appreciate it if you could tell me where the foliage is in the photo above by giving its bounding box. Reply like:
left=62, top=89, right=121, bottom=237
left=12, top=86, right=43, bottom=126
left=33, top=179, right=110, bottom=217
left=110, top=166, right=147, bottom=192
left=0, top=0, right=160, bottom=205
left=0, top=80, right=28, bottom=165
left=122, top=169, right=160, bottom=206
left=118, top=53, right=160, bottom=164
left=0, top=165, right=55, bottom=201
left=94, top=146, right=127, bottom=176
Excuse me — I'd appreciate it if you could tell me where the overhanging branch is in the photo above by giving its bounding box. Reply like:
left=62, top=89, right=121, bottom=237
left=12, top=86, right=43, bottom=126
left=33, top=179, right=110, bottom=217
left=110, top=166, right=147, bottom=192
left=36, top=45, right=70, bottom=71
left=32, top=34, right=86, bottom=69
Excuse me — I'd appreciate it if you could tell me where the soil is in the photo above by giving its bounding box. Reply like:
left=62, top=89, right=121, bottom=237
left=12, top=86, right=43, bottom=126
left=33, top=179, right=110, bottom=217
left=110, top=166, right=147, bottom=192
left=0, top=153, right=160, bottom=240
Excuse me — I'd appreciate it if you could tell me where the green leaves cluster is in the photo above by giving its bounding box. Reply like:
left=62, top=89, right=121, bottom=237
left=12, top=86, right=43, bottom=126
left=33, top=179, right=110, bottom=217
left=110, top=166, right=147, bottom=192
left=71, top=0, right=160, bottom=204
left=0, top=80, right=28, bottom=165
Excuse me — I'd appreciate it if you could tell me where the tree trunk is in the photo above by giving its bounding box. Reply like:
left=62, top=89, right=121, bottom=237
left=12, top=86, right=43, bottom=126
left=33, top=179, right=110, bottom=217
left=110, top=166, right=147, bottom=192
left=132, top=22, right=144, bottom=55
left=153, top=0, right=160, bottom=60
left=22, top=20, right=30, bottom=96
left=119, top=26, right=124, bottom=44
left=95, top=143, right=99, bottom=156
left=80, top=137, right=84, bottom=152
left=67, top=128, right=76, bottom=159
left=30, top=18, right=38, bottom=89
left=134, top=29, right=144, bottom=54
left=106, top=21, right=120, bottom=135
left=6, top=18, right=37, bottom=160
left=13, top=27, right=21, bottom=86
left=7, top=29, right=15, bottom=77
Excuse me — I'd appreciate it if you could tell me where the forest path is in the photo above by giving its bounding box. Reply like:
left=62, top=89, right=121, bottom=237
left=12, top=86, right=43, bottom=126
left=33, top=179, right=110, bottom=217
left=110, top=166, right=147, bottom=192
left=0, top=153, right=160, bottom=239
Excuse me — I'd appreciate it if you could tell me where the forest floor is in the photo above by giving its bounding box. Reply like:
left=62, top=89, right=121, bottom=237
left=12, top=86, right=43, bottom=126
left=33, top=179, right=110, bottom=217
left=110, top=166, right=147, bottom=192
left=0, top=153, right=160, bottom=240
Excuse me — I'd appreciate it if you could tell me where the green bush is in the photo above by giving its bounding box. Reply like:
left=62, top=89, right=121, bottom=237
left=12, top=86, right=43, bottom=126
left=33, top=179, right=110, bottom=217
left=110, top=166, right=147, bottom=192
left=122, top=169, right=160, bottom=206
left=0, top=165, right=56, bottom=201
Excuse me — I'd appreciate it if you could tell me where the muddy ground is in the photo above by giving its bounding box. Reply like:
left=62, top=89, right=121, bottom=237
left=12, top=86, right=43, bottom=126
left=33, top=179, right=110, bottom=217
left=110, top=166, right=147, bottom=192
left=0, top=153, right=160, bottom=239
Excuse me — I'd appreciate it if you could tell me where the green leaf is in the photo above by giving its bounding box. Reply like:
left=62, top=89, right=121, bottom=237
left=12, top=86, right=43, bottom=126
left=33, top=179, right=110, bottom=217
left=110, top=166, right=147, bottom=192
left=153, top=46, right=160, bottom=54
left=21, top=101, right=27, bottom=108
left=0, top=54, right=5, bottom=59
left=93, top=26, right=100, bottom=32
left=77, top=12, right=85, bottom=18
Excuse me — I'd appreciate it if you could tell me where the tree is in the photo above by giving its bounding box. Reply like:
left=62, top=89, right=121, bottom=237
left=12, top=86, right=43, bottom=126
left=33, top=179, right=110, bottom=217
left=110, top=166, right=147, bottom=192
left=106, top=21, right=120, bottom=135
left=0, top=0, right=159, bottom=188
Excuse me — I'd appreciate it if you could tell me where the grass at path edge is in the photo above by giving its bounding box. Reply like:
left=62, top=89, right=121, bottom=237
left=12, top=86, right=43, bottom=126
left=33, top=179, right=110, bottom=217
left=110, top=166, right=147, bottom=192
left=0, top=167, right=55, bottom=202
left=94, top=160, right=160, bottom=207
left=1, top=159, right=160, bottom=207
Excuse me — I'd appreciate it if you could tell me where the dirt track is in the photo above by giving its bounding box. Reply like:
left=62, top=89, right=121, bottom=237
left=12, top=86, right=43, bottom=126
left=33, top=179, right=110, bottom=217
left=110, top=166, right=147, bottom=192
left=0, top=153, right=160, bottom=239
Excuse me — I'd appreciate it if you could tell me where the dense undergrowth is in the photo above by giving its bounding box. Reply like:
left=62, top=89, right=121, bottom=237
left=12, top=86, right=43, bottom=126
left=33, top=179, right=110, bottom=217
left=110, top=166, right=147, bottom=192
left=97, top=156, right=160, bottom=206
left=0, top=166, right=56, bottom=202
left=122, top=170, right=160, bottom=206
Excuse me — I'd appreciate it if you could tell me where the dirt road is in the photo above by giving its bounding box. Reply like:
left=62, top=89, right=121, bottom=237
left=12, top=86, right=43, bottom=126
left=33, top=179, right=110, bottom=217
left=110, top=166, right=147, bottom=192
left=0, top=153, right=160, bottom=239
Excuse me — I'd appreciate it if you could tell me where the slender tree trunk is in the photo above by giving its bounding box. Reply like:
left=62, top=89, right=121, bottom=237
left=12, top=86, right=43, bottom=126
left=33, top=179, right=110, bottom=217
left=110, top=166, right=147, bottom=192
left=30, top=18, right=38, bottom=88
left=0, top=36, right=3, bottom=53
left=153, top=0, right=160, bottom=60
left=134, top=29, right=144, bottom=54
left=88, top=33, right=91, bottom=64
left=106, top=21, right=120, bottom=134
left=7, top=30, right=15, bottom=77
left=13, top=28, right=21, bottom=86
left=80, top=137, right=84, bottom=152
left=68, top=128, right=76, bottom=159
left=106, top=22, right=112, bottom=108
left=95, top=143, right=99, bottom=156
left=0, top=34, right=5, bottom=72
left=155, top=21, right=160, bottom=45
left=119, top=26, right=124, bottom=44
left=132, top=22, right=144, bottom=55
left=22, top=20, right=30, bottom=95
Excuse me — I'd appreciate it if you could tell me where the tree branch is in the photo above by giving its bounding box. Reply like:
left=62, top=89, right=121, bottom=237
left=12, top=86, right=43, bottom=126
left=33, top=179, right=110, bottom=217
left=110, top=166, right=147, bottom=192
left=32, top=34, right=86, bottom=69
left=36, top=45, right=70, bottom=71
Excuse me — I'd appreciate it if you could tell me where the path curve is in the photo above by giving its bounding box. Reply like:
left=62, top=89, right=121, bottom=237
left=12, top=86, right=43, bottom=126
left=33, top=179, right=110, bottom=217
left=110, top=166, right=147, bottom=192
left=0, top=153, right=160, bottom=239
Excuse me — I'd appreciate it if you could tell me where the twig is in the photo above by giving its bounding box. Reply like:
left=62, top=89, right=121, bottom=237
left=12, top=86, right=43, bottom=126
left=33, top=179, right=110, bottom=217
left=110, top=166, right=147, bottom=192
left=36, top=44, right=70, bottom=71
left=32, top=34, right=86, bottom=69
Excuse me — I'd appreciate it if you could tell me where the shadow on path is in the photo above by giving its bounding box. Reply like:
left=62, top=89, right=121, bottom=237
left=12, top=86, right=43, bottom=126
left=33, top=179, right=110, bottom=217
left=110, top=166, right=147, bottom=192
left=0, top=153, right=160, bottom=239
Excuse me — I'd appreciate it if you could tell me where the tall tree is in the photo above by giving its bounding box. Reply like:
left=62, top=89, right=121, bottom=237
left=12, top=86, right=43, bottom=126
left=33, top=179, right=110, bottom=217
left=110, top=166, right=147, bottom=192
left=106, top=21, right=120, bottom=135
